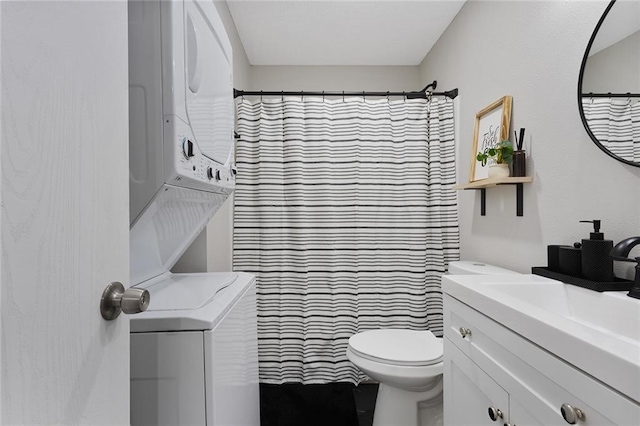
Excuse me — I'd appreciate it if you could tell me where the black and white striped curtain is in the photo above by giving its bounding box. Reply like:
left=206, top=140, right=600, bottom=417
left=233, top=96, right=459, bottom=384
left=582, top=98, right=640, bottom=162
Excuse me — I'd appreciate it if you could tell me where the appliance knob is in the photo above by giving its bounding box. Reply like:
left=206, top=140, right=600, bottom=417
left=207, top=167, right=214, bottom=180
left=215, top=169, right=221, bottom=181
left=182, top=139, right=195, bottom=159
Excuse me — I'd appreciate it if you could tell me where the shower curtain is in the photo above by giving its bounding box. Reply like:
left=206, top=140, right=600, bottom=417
left=582, top=97, right=640, bottom=162
left=233, top=96, right=459, bottom=384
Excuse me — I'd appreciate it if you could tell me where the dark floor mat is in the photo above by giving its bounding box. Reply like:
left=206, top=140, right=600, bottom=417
left=260, top=382, right=377, bottom=426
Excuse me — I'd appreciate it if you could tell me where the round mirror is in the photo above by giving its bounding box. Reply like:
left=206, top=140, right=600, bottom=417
left=578, top=0, right=640, bottom=167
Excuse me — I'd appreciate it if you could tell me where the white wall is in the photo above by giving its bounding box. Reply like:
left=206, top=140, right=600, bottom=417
left=249, top=66, right=420, bottom=92
left=582, top=30, right=640, bottom=93
left=419, top=0, right=640, bottom=275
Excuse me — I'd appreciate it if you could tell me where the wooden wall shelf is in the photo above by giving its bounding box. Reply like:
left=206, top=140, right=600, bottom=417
left=453, top=177, right=533, bottom=216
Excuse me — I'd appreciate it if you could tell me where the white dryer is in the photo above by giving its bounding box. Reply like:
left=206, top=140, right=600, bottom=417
left=127, top=0, right=259, bottom=424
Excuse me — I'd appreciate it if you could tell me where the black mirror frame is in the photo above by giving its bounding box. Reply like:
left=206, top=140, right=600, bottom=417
left=577, top=0, right=640, bottom=168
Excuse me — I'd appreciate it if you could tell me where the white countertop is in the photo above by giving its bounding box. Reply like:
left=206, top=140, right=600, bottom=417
left=442, top=273, right=640, bottom=404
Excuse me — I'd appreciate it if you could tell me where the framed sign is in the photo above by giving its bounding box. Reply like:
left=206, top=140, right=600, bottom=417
left=469, top=96, right=512, bottom=182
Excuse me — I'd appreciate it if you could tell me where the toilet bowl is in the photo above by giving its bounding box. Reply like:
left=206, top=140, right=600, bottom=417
left=346, top=329, right=444, bottom=426
left=346, top=260, right=519, bottom=426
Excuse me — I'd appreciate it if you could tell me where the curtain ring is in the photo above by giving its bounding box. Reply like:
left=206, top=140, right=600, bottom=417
left=260, top=90, right=263, bottom=102
left=342, top=91, right=345, bottom=102
left=403, top=91, right=406, bottom=103
left=386, top=91, right=390, bottom=103
left=239, top=94, right=244, bottom=105
left=322, top=90, right=325, bottom=103
left=281, top=91, right=284, bottom=102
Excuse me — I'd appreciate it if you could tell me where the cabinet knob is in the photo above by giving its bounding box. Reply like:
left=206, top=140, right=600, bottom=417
left=560, top=403, right=585, bottom=424
left=487, top=407, right=503, bottom=421
left=459, top=326, right=472, bottom=338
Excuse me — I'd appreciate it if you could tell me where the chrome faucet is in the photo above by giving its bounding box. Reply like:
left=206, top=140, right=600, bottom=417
left=610, top=237, right=640, bottom=299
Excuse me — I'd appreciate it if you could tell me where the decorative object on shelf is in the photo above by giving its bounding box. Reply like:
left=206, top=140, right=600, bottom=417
left=488, top=163, right=510, bottom=178
left=512, top=127, right=527, bottom=177
left=477, top=139, right=514, bottom=179
left=469, top=96, right=512, bottom=182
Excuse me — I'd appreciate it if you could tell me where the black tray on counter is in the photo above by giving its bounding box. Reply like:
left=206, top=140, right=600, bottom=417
left=531, top=267, right=634, bottom=292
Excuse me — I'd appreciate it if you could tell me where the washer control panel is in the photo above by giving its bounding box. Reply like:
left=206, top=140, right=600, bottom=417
left=174, top=132, right=235, bottom=190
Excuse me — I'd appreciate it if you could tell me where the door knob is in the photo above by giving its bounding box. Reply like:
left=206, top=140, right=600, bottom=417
left=100, top=281, right=150, bottom=320
left=459, top=327, right=472, bottom=338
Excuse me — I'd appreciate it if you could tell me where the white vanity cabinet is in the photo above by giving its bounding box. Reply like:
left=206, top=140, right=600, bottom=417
left=443, top=293, right=640, bottom=426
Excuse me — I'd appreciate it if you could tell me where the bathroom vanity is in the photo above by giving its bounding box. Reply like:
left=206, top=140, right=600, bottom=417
left=442, top=274, right=640, bottom=425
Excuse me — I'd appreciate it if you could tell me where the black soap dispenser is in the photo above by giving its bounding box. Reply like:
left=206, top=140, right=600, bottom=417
left=579, top=220, right=613, bottom=282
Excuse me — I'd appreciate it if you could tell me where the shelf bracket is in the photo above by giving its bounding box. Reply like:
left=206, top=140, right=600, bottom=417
left=497, top=182, right=524, bottom=216
left=464, top=188, right=486, bottom=216
left=516, top=183, right=523, bottom=216
left=453, top=177, right=531, bottom=217
left=465, top=183, right=524, bottom=216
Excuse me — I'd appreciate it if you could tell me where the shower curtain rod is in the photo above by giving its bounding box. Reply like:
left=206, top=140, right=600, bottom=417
left=234, top=80, right=459, bottom=100
left=582, top=92, right=640, bottom=98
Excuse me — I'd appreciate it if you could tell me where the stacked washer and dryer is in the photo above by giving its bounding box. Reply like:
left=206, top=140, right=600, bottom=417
left=127, top=1, right=259, bottom=425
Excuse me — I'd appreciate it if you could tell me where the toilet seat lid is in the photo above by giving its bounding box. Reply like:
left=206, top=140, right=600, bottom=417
left=348, top=329, right=443, bottom=367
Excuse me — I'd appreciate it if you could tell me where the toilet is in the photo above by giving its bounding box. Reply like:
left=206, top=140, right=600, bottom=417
left=346, top=260, right=519, bottom=426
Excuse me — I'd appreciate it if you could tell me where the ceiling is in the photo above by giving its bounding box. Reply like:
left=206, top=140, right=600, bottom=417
left=226, top=1, right=466, bottom=66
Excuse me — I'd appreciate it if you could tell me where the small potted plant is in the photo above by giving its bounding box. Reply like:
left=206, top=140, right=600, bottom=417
left=476, top=140, right=514, bottom=178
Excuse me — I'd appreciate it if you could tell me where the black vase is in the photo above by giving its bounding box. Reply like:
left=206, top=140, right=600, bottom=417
left=512, top=150, right=526, bottom=177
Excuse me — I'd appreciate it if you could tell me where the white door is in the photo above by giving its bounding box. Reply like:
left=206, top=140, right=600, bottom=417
left=1, top=2, right=130, bottom=424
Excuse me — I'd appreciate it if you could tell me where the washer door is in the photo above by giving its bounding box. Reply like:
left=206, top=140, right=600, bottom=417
left=183, top=0, right=233, bottom=165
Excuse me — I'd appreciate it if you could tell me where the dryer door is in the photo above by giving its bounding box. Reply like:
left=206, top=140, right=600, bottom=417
left=183, top=0, right=233, bottom=165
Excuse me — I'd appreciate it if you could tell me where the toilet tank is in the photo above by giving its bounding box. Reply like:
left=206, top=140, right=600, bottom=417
left=448, top=261, right=519, bottom=275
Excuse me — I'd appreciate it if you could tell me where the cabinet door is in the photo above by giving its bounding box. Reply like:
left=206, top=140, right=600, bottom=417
left=509, top=398, right=557, bottom=426
left=444, top=295, right=639, bottom=426
left=444, top=338, right=509, bottom=426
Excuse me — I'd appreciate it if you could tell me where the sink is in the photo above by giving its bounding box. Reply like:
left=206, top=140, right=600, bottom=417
left=442, top=274, right=640, bottom=403
left=481, top=280, right=640, bottom=343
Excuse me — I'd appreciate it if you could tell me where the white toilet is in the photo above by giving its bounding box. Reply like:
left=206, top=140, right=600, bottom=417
left=346, top=260, right=519, bottom=426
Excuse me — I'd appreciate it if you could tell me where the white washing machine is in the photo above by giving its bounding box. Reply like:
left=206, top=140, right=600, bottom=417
left=127, top=0, right=259, bottom=424
left=130, top=272, right=259, bottom=426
